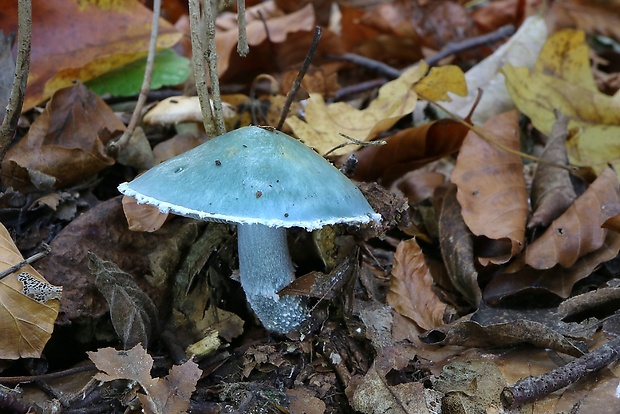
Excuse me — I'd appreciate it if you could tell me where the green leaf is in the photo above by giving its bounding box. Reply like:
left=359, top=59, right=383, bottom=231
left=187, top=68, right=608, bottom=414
left=86, top=49, right=189, bottom=97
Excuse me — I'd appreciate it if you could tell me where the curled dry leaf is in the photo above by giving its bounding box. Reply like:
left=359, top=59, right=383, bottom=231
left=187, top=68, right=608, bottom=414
left=528, top=112, right=576, bottom=229
left=387, top=238, right=455, bottom=330
left=352, top=118, right=469, bottom=185
left=484, top=230, right=620, bottom=303
left=88, top=344, right=201, bottom=414
left=438, top=185, right=481, bottom=307
left=1, top=82, right=124, bottom=191
left=451, top=110, right=528, bottom=264
left=0, top=223, right=61, bottom=359
left=526, top=167, right=620, bottom=269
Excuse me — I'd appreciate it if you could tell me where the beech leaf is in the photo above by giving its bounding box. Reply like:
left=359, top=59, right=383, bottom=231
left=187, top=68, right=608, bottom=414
left=525, top=167, right=620, bottom=269
left=0, top=223, right=61, bottom=359
left=451, top=110, right=528, bottom=264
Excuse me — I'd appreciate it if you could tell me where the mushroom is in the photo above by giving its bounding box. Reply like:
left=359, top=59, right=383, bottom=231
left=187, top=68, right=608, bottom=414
left=118, top=126, right=381, bottom=333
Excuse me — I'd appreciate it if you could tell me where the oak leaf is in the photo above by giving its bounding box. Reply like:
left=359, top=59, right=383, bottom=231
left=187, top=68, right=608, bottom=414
left=387, top=238, right=454, bottom=330
left=88, top=344, right=201, bottom=414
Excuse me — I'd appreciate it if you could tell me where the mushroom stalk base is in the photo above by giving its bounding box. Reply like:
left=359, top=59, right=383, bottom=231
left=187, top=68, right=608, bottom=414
left=237, top=223, right=308, bottom=333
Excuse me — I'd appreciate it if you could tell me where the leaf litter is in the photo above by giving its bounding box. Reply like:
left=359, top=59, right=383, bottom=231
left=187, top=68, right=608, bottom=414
left=4, top=1, right=620, bottom=413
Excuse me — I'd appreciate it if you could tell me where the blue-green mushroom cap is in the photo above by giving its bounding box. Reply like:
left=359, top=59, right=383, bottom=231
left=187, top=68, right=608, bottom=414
left=118, top=126, right=381, bottom=230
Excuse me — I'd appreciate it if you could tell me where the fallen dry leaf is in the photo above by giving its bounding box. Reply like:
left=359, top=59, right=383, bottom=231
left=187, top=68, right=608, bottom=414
left=288, top=62, right=466, bottom=156
left=88, top=344, right=201, bottom=414
left=0, top=0, right=181, bottom=110
left=351, top=117, right=469, bottom=185
left=387, top=238, right=455, bottom=330
left=1, top=82, right=125, bottom=191
left=503, top=29, right=620, bottom=176
left=451, top=110, right=528, bottom=264
left=0, top=222, right=61, bottom=359
left=525, top=167, right=620, bottom=269
left=528, top=112, right=576, bottom=229
left=438, top=185, right=481, bottom=307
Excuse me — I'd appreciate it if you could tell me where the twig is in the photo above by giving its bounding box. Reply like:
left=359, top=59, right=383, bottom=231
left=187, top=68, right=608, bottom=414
left=0, top=243, right=50, bottom=281
left=0, top=0, right=31, bottom=159
left=501, top=336, right=620, bottom=409
left=0, top=363, right=97, bottom=384
left=329, top=23, right=515, bottom=101
left=189, top=0, right=216, bottom=135
left=237, top=0, right=249, bottom=56
left=276, top=26, right=322, bottom=131
left=108, top=0, right=161, bottom=156
left=203, top=0, right=226, bottom=135
left=323, top=133, right=386, bottom=157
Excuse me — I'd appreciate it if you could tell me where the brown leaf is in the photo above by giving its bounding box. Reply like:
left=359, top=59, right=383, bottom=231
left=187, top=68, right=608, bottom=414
left=122, top=195, right=169, bottom=233
left=525, top=167, right=620, bottom=269
left=484, top=230, right=620, bottom=303
left=1, top=82, right=124, bottom=191
left=352, top=118, right=469, bottom=185
left=451, top=110, right=528, bottom=264
left=438, top=185, right=481, bottom=307
left=528, top=112, right=576, bottom=228
left=0, top=223, right=61, bottom=359
left=88, top=344, right=201, bottom=414
left=387, top=238, right=454, bottom=330
left=89, top=253, right=159, bottom=348
left=0, top=0, right=181, bottom=110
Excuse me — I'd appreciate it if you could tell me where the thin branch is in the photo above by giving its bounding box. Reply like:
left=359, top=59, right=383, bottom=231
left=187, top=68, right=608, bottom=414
left=203, top=0, right=226, bottom=135
left=329, top=23, right=515, bottom=101
left=276, top=26, right=322, bottom=131
left=0, top=0, right=31, bottom=159
left=108, top=0, right=161, bottom=156
left=189, top=0, right=215, bottom=135
left=501, top=336, right=620, bottom=409
left=323, top=133, right=386, bottom=157
left=0, top=243, right=51, bottom=281
left=0, top=363, right=97, bottom=384
left=236, top=0, right=249, bottom=56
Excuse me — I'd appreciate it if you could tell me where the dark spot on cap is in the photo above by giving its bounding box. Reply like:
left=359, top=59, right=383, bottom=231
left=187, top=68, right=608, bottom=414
left=256, top=191, right=262, bottom=198
left=284, top=213, right=289, bottom=217
left=215, top=159, right=222, bottom=166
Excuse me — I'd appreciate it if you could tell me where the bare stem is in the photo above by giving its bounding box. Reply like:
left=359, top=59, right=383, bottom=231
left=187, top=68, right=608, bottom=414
left=236, top=0, right=249, bottom=56
left=108, top=0, right=161, bottom=155
left=276, top=26, right=322, bottom=131
left=203, top=0, right=226, bottom=135
left=189, top=0, right=215, bottom=135
left=0, top=0, right=31, bottom=159
left=0, top=243, right=51, bottom=281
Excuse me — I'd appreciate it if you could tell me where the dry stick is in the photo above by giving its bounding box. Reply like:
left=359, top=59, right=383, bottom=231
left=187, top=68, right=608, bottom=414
left=203, top=0, right=226, bottom=135
left=501, top=335, right=620, bottom=409
left=236, top=0, right=249, bottom=56
left=276, top=26, right=322, bottom=131
left=0, top=0, right=31, bottom=159
left=330, top=23, right=515, bottom=100
left=189, top=0, right=216, bottom=135
left=0, top=363, right=97, bottom=384
left=108, top=0, right=161, bottom=155
left=323, top=133, right=386, bottom=157
left=0, top=243, right=50, bottom=281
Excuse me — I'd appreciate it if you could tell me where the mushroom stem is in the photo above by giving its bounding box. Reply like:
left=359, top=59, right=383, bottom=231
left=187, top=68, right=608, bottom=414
left=237, top=223, right=308, bottom=333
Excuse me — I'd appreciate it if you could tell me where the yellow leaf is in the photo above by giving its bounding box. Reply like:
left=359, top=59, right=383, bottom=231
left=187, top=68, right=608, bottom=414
left=414, top=65, right=468, bottom=102
left=503, top=29, right=620, bottom=175
left=0, top=223, right=61, bottom=359
left=288, top=62, right=467, bottom=156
